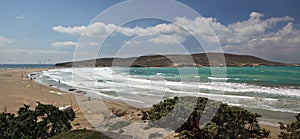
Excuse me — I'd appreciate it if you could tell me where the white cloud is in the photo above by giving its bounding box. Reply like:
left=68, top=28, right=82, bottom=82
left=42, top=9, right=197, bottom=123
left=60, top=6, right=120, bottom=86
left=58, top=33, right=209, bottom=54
left=85, top=22, right=118, bottom=37
left=124, top=40, right=141, bottom=45
left=51, top=41, right=77, bottom=47
left=53, top=22, right=187, bottom=42
left=52, top=25, right=86, bottom=35
left=88, top=42, right=100, bottom=46
left=119, top=23, right=187, bottom=37
left=172, top=12, right=299, bottom=62
left=249, top=12, right=264, bottom=19
left=16, top=14, right=25, bottom=19
left=52, top=23, right=118, bottom=37
left=226, top=12, right=293, bottom=38
left=149, top=35, right=186, bottom=44
left=52, top=12, right=295, bottom=45
left=218, top=13, right=299, bottom=62
left=52, top=12, right=300, bottom=62
left=0, top=36, right=13, bottom=46
left=171, top=12, right=295, bottom=46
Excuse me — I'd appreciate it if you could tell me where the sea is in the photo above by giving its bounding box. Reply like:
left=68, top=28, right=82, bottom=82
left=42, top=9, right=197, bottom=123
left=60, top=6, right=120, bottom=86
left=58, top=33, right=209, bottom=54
left=0, top=64, right=54, bottom=69
left=35, top=66, right=300, bottom=119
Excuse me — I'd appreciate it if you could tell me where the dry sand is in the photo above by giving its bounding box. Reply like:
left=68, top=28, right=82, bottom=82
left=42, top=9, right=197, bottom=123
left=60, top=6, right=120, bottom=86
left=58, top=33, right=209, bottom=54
left=0, top=68, right=283, bottom=138
left=0, top=68, right=91, bottom=128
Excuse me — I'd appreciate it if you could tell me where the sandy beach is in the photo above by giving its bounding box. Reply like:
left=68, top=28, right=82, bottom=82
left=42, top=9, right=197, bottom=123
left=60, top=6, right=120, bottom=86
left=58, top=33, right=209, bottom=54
left=0, top=68, right=93, bottom=129
left=0, top=68, right=150, bottom=128
left=0, top=68, right=175, bottom=138
left=0, top=68, right=284, bottom=138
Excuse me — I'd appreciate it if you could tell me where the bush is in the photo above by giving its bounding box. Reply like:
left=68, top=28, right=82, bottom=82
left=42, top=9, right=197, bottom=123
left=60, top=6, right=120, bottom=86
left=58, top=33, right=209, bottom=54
left=50, top=129, right=112, bottom=139
left=279, top=114, right=300, bottom=139
left=111, top=107, right=127, bottom=117
left=144, top=96, right=270, bottom=138
left=0, top=102, right=75, bottom=138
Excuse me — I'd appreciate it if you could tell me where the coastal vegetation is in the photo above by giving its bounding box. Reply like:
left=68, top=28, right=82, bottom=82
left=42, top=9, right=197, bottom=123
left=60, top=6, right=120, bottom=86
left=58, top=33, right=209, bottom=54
left=0, top=102, right=75, bottom=138
left=144, top=96, right=270, bottom=138
left=2, top=97, right=300, bottom=138
left=279, top=114, right=300, bottom=139
left=49, top=129, right=111, bottom=139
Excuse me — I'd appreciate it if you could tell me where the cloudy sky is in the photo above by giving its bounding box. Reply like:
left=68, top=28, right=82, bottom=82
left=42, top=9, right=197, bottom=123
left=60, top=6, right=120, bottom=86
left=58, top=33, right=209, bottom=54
left=0, top=0, right=300, bottom=64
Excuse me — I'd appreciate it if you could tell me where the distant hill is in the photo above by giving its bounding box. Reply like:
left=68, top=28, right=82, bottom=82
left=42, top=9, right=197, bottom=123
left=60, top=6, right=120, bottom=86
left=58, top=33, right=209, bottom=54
left=55, top=53, right=296, bottom=67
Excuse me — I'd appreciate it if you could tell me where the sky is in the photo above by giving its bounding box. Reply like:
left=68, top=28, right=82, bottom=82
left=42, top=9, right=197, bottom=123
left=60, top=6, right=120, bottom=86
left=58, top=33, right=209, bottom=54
left=0, top=0, right=300, bottom=64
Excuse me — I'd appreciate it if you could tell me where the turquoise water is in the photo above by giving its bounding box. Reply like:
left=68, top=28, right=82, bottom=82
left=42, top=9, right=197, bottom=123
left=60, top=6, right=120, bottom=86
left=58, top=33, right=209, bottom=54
left=128, top=66, right=300, bottom=87
left=38, top=66, right=300, bottom=114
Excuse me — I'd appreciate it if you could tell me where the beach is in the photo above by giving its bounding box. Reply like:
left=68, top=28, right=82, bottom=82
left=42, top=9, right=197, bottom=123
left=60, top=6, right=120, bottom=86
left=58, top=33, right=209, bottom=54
left=0, top=68, right=92, bottom=129
left=0, top=68, right=286, bottom=138
left=0, top=68, right=175, bottom=138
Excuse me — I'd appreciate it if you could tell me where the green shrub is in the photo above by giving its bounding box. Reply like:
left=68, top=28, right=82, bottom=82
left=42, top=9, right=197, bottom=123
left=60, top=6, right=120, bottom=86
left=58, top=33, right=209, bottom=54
left=144, top=96, right=270, bottom=138
left=279, top=114, right=300, bottom=139
left=50, top=129, right=112, bottom=139
left=0, top=102, right=75, bottom=138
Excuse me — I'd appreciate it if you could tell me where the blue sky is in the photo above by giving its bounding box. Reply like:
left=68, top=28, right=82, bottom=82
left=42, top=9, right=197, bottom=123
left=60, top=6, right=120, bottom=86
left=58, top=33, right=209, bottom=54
left=0, top=0, right=300, bottom=64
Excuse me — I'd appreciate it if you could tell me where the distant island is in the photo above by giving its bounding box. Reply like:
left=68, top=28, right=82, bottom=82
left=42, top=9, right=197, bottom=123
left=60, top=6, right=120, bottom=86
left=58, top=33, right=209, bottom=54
left=55, top=53, right=298, bottom=67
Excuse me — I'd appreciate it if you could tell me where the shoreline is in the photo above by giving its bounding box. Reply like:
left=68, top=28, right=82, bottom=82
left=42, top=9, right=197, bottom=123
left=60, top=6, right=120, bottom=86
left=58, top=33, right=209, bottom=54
left=0, top=68, right=93, bottom=129
left=0, top=67, right=290, bottom=138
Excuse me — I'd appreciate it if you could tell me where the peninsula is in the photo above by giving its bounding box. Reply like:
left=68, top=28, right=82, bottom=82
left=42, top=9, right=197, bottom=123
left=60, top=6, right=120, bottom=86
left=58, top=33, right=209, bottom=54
left=55, top=53, right=296, bottom=67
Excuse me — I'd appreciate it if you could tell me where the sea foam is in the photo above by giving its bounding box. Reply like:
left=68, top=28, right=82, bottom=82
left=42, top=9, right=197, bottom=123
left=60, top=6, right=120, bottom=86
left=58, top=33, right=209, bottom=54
left=38, top=67, right=300, bottom=113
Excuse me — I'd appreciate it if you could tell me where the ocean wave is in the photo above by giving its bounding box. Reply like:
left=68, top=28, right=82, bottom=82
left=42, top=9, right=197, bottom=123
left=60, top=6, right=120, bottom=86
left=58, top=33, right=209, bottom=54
left=38, top=67, right=300, bottom=113
left=207, top=77, right=229, bottom=81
